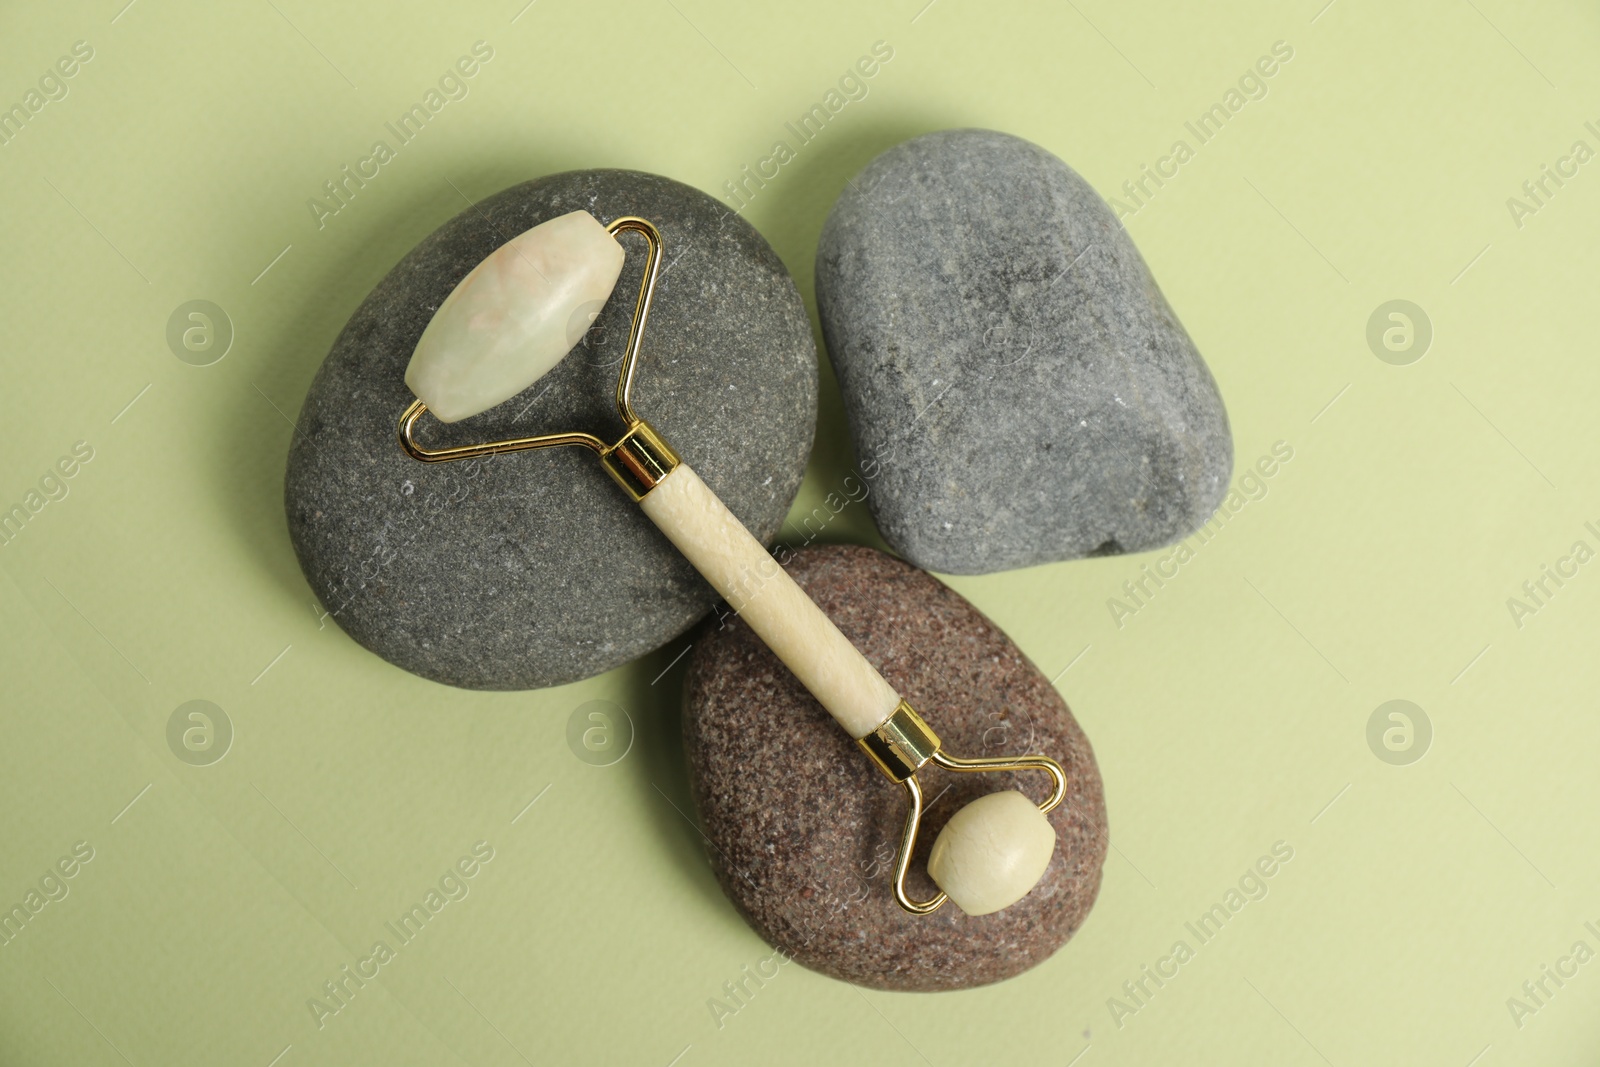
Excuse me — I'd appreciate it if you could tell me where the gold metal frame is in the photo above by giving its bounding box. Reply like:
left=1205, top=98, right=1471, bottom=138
left=859, top=701, right=1069, bottom=914
left=396, top=213, right=1072, bottom=917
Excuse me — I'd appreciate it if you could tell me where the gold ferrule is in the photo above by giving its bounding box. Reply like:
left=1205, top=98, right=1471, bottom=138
left=600, top=419, right=681, bottom=501
left=857, top=700, right=942, bottom=783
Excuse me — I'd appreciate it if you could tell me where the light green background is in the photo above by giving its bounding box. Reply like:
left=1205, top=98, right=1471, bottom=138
left=2, top=0, right=1597, bottom=1064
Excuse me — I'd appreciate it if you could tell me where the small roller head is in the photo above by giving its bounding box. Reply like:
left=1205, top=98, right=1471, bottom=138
left=405, top=209, right=624, bottom=423
left=927, top=789, right=1056, bottom=916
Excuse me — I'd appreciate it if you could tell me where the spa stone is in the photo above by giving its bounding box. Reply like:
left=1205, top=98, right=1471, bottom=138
left=684, top=544, right=1107, bottom=991
left=815, top=128, right=1233, bottom=574
left=285, top=169, right=818, bottom=689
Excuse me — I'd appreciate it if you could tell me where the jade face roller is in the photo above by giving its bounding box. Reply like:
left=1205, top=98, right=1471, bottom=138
left=397, top=210, right=1069, bottom=916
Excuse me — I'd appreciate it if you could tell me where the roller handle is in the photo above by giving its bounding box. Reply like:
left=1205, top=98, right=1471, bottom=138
left=637, top=462, right=900, bottom=739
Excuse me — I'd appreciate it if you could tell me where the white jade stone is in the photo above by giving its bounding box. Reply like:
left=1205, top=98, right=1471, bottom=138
left=405, top=210, right=625, bottom=423
left=638, top=463, right=902, bottom=738
left=928, top=790, right=1057, bottom=916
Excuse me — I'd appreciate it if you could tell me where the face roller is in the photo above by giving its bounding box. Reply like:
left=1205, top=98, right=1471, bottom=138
left=398, top=211, right=1070, bottom=916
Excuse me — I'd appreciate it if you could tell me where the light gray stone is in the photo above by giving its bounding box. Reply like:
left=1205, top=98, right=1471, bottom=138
left=285, top=170, right=817, bottom=689
left=815, top=129, right=1232, bottom=574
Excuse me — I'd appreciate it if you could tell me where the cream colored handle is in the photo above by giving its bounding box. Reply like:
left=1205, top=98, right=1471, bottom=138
left=638, top=463, right=900, bottom=739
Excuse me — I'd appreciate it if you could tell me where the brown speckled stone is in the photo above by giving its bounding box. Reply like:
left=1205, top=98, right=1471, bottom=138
left=683, top=544, right=1107, bottom=990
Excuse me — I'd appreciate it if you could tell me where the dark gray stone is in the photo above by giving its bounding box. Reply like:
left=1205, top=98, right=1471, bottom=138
left=815, top=129, right=1232, bottom=574
left=285, top=170, right=817, bottom=689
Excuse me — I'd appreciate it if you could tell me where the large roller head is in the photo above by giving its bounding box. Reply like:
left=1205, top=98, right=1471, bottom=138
left=404, top=209, right=624, bottom=423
